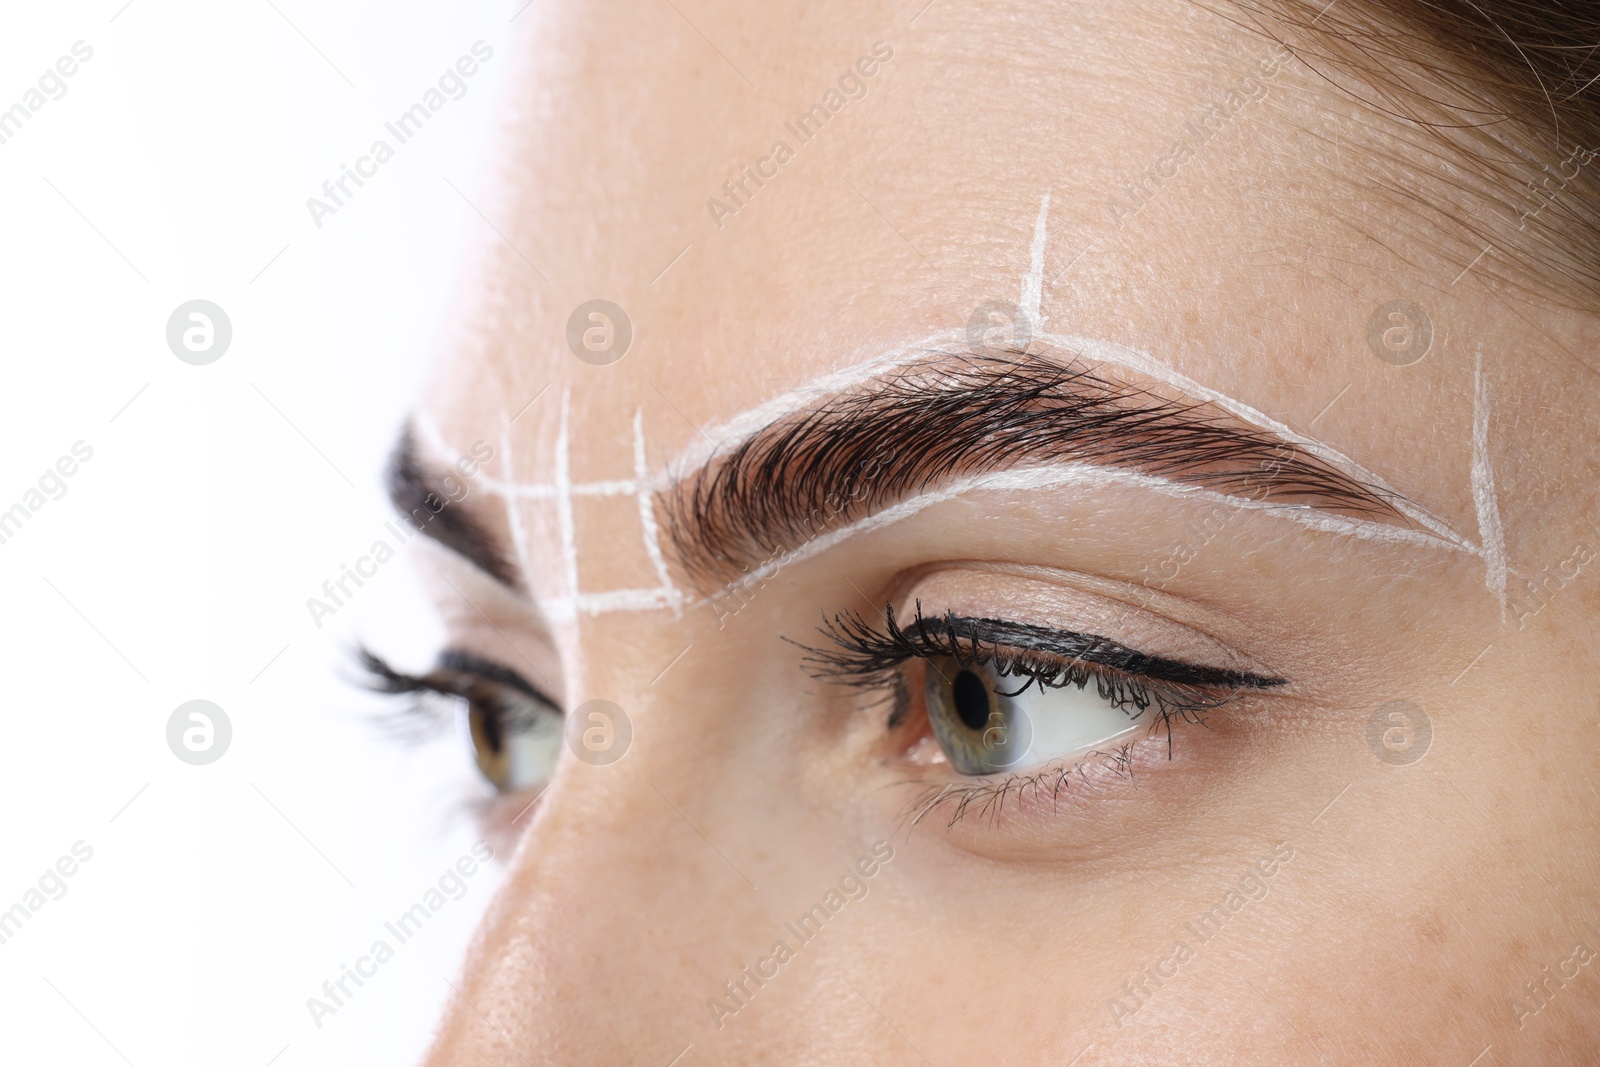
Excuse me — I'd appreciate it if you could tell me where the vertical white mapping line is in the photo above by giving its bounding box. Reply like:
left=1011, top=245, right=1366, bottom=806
left=410, top=409, right=454, bottom=464
left=1472, top=345, right=1509, bottom=613
left=1020, top=192, right=1051, bottom=334
left=499, top=416, right=534, bottom=588
left=555, top=388, right=581, bottom=604
left=633, top=409, right=682, bottom=615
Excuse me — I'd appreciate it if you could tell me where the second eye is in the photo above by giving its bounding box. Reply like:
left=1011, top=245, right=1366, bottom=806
left=360, top=648, right=564, bottom=795
left=455, top=676, right=564, bottom=794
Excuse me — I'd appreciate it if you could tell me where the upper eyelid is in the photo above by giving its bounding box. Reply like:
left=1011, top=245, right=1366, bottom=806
left=358, top=646, right=557, bottom=710
left=798, top=604, right=1287, bottom=691
left=910, top=614, right=1287, bottom=690
left=433, top=650, right=558, bottom=707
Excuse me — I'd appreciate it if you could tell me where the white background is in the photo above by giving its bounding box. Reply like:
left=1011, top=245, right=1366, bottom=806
left=0, top=2, right=525, bottom=1063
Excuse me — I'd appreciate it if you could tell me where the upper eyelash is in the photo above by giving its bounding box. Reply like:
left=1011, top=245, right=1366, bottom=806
left=353, top=645, right=559, bottom=739
left=799, top=601, right=1283, bottom=692
left=793, top=601, right=1287, bottom=746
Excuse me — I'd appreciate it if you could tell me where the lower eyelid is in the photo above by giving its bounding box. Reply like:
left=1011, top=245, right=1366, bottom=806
left=878, top=658, right=1289, bottom=846
left=901, top=741, right=1150, bottom=830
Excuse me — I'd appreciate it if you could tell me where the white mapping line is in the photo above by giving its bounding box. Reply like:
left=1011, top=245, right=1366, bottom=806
left=410, top=408, right=455, bottom=465
left=1020, top=192, right=1050, bottom=334
left=499, top=416, right=534, bottom=586
left=414, top=409, right=543, bottom=505
left=658, top=327, right=968, bottom=483
left=1472, top=346, right=1509, bottom=610
left=416, top=409, right=640, bottom=498
left=634, top=408, right=683, bottom=614
left=473, top=474, right=639, bottom=499
left=659, top=328, right=1478, bottom=554
left=1049, top=332, right=1478, bottom=553
left=554, top=388, right=581, bottom=603
left=540, top=587, right=680, bottom=624
left=696, top=461, right=1480, bottom=613
left=414, top=404, right=677, bottom=624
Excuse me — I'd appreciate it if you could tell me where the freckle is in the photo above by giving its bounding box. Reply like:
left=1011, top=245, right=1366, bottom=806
left=1412, top=910, right=1448, bottom=948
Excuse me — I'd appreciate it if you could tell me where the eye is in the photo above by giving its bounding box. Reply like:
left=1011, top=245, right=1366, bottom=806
left=454, top=674, right=564, bottom=793
left=358, top=648, right=564, bottom=794
left=795, top=601, right=1288, bottom=790
left=922, top=655, right=1141, bottom=775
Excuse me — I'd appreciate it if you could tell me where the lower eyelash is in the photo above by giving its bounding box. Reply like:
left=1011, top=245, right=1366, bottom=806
left=792, top=602, right=1288, bottom=828
left=902, top=744, right=1142, bottom=831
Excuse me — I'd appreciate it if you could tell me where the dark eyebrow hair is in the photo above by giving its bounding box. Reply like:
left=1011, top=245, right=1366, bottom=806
left=659, top=350, right=1409, bottom=586
left=385, top=424, right=521, bottom=591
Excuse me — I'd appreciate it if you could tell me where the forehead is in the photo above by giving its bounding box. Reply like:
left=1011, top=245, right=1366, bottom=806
left=419, top=0, right=1560, bottom=598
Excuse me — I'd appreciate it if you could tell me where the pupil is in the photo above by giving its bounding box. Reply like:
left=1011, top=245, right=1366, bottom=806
left=951, top=669, right=990, bottom=731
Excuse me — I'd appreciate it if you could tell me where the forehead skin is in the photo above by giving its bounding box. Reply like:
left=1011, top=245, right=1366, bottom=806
left=420, top=0, right=1600, bottom=1063
left=431, top=0, right=1596, bottom=559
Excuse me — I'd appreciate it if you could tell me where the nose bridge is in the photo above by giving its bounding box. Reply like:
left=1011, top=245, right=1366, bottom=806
left=426, top=392, right=825, bottom=1061
left=423, top=675, right=763, bottom=1064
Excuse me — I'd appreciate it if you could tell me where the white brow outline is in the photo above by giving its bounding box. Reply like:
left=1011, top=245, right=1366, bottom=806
left=413, top=195, right=1503, bottom=619
left=418, top=336, right=1490, bottom=621
left=693, top=461, right=1481, bottom=614
left=659, top=327, right=1478, bottom=545
left=635, top=407, right=685, bottom=615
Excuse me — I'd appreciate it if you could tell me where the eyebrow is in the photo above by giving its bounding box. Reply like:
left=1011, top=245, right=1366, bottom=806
left=386, top=425, right=521, bottom=590
left=658, top=350, right=1418, bottom=587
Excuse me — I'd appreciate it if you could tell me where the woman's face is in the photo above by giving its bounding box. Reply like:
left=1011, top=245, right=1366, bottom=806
left=410, top=0, right=1600, bottom=1061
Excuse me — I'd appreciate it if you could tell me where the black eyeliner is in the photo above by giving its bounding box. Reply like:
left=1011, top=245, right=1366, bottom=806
left=796, top=602, right=1286, bottom=691
left=434, top=650, right=554, bottom=705
left=356, top=646, right=553, bottom=705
